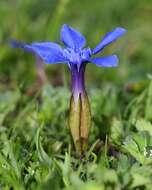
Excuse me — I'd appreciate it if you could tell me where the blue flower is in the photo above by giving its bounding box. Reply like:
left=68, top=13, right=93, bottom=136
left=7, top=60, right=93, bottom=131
left=11, top=24, right=126, bottom=70
left=11, top=24, right=126, bottom=154
left=11, top=24, right=126, bottom=103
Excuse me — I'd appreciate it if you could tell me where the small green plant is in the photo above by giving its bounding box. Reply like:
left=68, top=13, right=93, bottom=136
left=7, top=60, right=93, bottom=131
left=11, top=24, right=126, bottom=155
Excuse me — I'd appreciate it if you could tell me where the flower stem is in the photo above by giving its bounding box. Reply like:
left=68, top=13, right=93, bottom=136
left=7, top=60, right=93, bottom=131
left=69, top=64, right=91, bottom=156
left=35, top=55, right=47, bottom=85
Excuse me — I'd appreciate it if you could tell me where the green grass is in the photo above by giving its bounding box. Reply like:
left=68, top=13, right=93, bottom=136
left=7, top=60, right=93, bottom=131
left=0, top=0, right=152, bottom=189
left=0, top=80, right=152, bottom=189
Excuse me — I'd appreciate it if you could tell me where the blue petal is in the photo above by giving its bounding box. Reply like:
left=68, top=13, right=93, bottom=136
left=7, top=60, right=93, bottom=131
left=10, top=40, right=27, bottom=49
left=61, top=24, right=86, bottom=50
left=10, top=40, right=68, bottom=64
left=89, top=55, right=119, bottom=67
left=92, top=27, right=127, bottom=54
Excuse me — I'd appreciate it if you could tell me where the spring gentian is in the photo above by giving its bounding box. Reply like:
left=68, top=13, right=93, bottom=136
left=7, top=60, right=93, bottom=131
left=11, top=24, right=126, bottom=155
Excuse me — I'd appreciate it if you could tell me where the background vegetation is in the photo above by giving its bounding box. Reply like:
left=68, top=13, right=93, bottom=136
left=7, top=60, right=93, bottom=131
left=0, top=0, right=152, bottom=189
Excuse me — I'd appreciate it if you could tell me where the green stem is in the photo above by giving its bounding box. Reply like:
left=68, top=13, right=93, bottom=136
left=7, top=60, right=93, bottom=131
left=69, top=92, right=91, bottom=156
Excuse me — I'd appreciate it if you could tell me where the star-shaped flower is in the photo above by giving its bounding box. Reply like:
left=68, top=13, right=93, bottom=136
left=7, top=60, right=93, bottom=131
left=11, top=24, right=126, bottom=70
left=11, top=24, right=126, bottom=154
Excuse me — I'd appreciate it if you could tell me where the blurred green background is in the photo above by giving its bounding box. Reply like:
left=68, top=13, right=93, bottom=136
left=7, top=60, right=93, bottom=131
left=0, top=1, right=152, bottom=189
left=0, top=0, right=151, bottom=90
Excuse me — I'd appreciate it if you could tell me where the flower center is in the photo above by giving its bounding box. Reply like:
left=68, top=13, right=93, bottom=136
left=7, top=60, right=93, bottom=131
left=64, top=47, right=91, bottom=70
